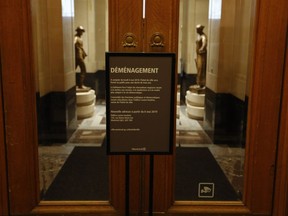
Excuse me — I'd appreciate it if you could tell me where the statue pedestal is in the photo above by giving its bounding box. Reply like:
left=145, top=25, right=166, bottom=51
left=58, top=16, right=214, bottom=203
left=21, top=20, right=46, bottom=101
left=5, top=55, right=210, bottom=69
left=189, top=85, right=206, bottom=94
left=185, top=86, right=205, bottom=120
left=76, top=86, right=91, bottom=92
left=76, top=89, right=96, bottom=119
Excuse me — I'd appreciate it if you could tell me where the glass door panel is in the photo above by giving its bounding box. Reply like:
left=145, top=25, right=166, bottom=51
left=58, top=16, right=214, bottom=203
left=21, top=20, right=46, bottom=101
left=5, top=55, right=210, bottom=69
left=176, top=0, right=255, bottom=202
left=30, top=0, right=109, bottom=201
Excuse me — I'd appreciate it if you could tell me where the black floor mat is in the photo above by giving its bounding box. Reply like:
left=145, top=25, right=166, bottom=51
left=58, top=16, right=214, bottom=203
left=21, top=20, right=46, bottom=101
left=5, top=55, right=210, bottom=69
left=175, top=147, right=240, bottom=201
left=43, top=146, right=108, bottom=200
left=43, top=146, right=239, bottom=201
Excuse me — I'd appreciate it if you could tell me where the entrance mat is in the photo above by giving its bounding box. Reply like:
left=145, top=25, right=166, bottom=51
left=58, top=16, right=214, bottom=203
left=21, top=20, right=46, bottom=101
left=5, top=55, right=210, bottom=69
left=43, top=146, right=108, bottom=200
left=175, top=147, right=240, bottom=201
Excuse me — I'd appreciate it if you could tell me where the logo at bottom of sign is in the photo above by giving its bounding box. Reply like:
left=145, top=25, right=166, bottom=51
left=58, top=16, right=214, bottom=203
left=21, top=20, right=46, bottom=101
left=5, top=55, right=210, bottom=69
left=198, top=183, right=215, bottom=198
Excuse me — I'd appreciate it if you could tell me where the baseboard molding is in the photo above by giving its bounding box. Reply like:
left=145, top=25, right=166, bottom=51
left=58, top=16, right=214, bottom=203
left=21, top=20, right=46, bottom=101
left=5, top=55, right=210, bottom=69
left=204, top=88, right=248, bottom=146
left=36, top=87, right=77, bottom=144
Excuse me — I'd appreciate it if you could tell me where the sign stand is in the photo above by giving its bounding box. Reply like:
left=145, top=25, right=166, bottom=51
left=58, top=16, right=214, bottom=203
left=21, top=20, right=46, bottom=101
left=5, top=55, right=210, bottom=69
left=125, top=155, right=130, bottom=215
left=124, top=155, right=154, bottom=215
left=148, top=155, right=154, bottom=216
left=106, top=52, right=176, bottom=215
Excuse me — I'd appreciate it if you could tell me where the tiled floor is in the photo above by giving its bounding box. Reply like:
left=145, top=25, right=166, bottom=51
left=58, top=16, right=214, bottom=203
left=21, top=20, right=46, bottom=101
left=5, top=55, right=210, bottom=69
left=38, top=102, right=245, bottom=200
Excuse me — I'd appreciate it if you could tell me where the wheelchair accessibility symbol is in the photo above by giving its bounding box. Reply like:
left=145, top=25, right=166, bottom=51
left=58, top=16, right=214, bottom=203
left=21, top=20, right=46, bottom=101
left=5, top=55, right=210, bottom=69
left=198, top=183, right=215, bottom=198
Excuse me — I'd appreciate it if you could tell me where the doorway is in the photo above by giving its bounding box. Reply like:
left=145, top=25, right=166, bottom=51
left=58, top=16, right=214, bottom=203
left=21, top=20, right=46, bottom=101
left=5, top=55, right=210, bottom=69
left=0, top=0, right=287, bottom=215
left=32, top=0, right=250, bottom=210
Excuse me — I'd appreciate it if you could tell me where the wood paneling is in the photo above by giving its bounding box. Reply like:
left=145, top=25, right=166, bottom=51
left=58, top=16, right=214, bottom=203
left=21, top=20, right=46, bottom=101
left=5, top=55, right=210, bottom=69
left=108, top=0, right=145, bottom=201
left=273, top=28, right=288, bottom=216
left=0, top=55, right=9, bottom=216
left=109, top=0, right=144, bottom=52
left=243, top=0, right=288, bottom=213
left=109, top=155, right=143, bottom=213
left=0, top=0, right=39, bottom=214
left=143, top=154, right=175, bottom=212
left=143, top=1, right=179, bottom=212
left=108, top=0, right=179, bottom=213
left=144, top=0, right=179, bottom=53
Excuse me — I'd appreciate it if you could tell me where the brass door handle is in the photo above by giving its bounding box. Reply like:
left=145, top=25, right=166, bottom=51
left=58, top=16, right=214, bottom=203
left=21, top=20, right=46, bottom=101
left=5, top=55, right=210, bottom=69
left=150, top=32, right=164, bottom=47
left=122, top=33, right=138, bottom=47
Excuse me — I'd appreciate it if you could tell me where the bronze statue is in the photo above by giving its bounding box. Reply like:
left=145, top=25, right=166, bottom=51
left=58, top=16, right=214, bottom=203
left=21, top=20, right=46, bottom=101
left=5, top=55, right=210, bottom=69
left=195, top=24, right=207, bottom=89
left=74, top=26, right=88, bottom=89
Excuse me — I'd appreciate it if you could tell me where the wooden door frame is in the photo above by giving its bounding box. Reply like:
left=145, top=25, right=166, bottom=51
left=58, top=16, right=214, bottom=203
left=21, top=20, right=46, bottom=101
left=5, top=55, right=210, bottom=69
left=0, top=0, right=40, bottom=214
left=273, top=30, right=288, bottom=216
left=0, top=0, right=287, bottom=215
left=0, top=51, right=9, bottom=216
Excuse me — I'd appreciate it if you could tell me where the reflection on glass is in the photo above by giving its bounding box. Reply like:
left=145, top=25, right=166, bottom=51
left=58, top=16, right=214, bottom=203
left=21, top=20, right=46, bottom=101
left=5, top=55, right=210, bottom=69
left=176, top=0, right=255, bottom=201
left=31, top=0, right=109, bottom=201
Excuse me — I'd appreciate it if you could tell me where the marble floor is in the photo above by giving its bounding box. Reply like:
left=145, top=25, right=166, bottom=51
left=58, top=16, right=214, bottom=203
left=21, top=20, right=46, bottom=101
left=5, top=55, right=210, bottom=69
left=38, top=101, right=245, bottom=200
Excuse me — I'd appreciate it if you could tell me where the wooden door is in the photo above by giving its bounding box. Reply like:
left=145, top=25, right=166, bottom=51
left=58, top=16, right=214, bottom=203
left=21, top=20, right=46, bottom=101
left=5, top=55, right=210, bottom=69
left=109, top=0, right=179, bottom=214
left=167, top=0, right=288, bottom=215
left=108, top=1, right=144, bottom=213
left=0, top=0, right=287, bottom=215
left=109, top=0, right=288, bottom=214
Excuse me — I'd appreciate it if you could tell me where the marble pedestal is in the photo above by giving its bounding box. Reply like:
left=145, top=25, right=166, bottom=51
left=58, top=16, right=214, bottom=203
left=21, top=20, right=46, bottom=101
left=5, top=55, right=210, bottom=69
left=185, top=86, right=205, bottom=120
left=76, top=89, right=96, bottom=119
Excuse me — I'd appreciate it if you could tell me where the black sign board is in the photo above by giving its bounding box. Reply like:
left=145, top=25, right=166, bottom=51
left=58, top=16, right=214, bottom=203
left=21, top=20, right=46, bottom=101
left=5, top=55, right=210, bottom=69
left=106, top=52, right=176, bottom=155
